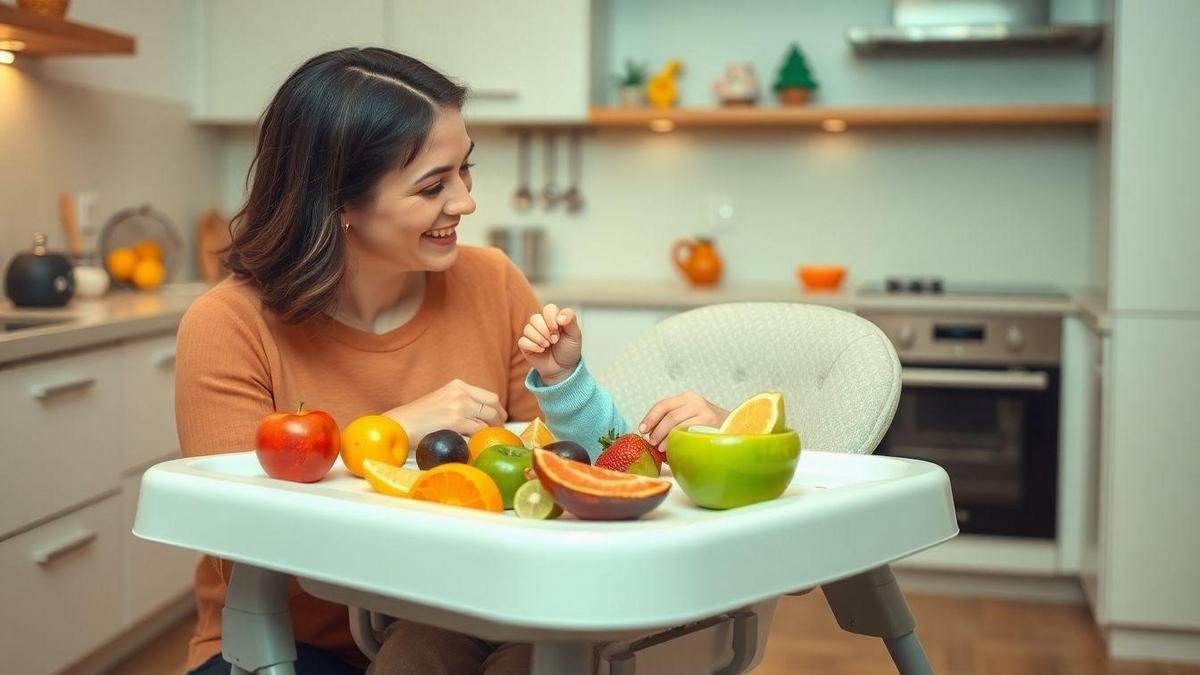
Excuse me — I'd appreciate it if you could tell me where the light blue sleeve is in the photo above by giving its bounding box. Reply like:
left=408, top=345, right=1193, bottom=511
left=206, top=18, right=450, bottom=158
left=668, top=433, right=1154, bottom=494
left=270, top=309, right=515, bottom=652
left=525, top=360, right=629, bottom=460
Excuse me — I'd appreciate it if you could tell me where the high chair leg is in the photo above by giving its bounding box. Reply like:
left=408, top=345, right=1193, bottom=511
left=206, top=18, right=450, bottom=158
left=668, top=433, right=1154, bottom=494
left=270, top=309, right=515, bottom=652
left=821, top=565, right=933, bottom=675
left=223, top=563, right=298, bottom=675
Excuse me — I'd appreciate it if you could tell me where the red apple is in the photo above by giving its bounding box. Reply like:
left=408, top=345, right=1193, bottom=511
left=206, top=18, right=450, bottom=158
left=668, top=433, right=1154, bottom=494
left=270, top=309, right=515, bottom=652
left=255, top=403, right=340, bottom=482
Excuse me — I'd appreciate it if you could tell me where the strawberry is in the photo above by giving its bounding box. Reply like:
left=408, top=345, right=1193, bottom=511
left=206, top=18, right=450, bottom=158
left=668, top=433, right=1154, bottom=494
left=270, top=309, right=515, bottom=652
left=649, top=445, right=667, bottom=468
left=596, top=429, right=660, bottom=477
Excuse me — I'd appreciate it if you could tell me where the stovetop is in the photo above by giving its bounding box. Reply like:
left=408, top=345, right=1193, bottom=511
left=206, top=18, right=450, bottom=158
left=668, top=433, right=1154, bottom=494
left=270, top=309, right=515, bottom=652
left=859, top=277, right=1069, bottom=300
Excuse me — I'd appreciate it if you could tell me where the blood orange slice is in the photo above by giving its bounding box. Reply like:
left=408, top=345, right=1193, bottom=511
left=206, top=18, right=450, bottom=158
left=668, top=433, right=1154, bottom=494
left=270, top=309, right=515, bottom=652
left=532, top=449, right=670, bottom=520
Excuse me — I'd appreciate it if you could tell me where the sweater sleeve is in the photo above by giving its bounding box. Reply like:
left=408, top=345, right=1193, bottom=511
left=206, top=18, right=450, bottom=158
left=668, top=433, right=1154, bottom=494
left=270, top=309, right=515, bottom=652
left=174, top=293, right=276, bottom=457
left=526, top=360, right=628, bottom=459
left=500, top=251, right=545, bottom=423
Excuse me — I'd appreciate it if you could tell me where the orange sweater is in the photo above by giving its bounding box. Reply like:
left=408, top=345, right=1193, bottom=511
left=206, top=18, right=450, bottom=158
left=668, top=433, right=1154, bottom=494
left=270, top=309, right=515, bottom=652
left=174, top=247, right=542, bottom=671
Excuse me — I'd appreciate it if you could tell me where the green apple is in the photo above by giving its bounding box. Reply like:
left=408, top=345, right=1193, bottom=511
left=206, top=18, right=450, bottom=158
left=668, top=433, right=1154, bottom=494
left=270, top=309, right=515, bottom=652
left=472, top=444, right=534, bottom=509
left=667, top=428, right=800, bottom=509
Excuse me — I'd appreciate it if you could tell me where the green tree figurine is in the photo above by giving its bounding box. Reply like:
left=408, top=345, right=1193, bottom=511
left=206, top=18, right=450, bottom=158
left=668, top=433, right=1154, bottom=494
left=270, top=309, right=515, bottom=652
left=773, top=43, right=818, bottom=105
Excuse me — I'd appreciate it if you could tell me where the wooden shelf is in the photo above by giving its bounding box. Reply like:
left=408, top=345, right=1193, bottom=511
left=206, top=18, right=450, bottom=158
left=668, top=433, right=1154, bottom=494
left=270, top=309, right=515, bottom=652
left=0, top=5, right=134, bottom=56
left=588, top=105, right=1102, bottom=129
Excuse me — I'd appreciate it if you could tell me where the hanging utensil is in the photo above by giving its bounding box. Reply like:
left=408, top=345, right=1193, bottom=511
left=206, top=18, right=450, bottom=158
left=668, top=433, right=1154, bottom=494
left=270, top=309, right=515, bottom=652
left=512, top=131, right=533, bottom=212
left=562, top=131, right=585, bottom=214
left=542, top=131, right=560, bottom=210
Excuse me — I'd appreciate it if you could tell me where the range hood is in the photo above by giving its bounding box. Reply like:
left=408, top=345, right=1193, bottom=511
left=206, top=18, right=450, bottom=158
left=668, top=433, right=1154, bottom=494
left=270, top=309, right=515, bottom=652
left=847, top=0, right=1102, bottom=54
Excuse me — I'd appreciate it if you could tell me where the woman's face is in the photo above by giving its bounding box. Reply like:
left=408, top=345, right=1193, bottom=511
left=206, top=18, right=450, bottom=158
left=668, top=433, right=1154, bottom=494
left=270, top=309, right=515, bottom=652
left=343, top=108, right=476, bottom=273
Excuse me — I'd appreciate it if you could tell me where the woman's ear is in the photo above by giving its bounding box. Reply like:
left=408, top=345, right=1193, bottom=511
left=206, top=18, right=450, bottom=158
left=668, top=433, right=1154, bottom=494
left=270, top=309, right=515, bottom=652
left=339, top=206, right=360, bottom=231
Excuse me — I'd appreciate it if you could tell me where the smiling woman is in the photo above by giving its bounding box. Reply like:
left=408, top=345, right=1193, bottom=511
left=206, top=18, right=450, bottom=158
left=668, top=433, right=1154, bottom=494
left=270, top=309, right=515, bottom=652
left=175, top=48, right=542, bottom=675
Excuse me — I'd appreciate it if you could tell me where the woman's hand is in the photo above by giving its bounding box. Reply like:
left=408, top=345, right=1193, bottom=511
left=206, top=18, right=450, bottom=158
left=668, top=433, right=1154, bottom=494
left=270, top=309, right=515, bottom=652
left=639, top=391, right=729, bottom=450
left=384, top=379, right=506, bottom=442
left=518, top=304, right=582, bottom=386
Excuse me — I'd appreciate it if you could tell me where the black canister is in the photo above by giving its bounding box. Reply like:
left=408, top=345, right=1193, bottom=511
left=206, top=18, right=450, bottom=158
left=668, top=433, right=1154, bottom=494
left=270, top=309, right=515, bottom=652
left=5, top=234, right=75, bottom=307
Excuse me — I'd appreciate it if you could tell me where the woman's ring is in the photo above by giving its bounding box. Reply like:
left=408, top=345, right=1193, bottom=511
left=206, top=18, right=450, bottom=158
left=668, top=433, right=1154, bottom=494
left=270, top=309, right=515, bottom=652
left=478, top=401, right=485, bottom=418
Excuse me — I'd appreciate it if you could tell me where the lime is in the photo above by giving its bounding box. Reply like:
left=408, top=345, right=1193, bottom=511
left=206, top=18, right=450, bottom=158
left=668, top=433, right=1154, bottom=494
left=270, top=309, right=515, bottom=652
left=513, top=480, right=563, bottom=520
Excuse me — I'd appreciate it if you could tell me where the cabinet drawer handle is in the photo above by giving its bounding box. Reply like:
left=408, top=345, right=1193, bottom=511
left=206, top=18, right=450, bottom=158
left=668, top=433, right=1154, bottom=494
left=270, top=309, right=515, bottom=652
left=33, top=530, right=97, bottom=566
left=152, top=349, right=176, bottom=368
left=470, top=88, right=519, bottom=100
left=30, top=376, right=96, bottom=401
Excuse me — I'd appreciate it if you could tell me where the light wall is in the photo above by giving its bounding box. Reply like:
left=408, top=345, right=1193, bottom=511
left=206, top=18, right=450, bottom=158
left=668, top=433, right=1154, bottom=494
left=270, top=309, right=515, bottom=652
left=39, top=0, right=196, bottom=105
left=0, top=1, right=220, bottom=282
left=217, top=0, right=1101, bottom=289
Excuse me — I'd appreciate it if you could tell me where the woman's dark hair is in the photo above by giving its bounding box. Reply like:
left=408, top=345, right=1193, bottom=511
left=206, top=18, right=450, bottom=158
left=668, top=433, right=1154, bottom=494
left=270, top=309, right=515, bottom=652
left=225, top=47, right=467, bottom=323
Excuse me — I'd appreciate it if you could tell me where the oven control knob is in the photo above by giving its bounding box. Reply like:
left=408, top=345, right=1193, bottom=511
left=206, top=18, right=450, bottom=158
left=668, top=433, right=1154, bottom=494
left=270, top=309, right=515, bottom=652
left=897, top=323, right=916, bottom=350
left=1006, top=326, right=1025, bottom=352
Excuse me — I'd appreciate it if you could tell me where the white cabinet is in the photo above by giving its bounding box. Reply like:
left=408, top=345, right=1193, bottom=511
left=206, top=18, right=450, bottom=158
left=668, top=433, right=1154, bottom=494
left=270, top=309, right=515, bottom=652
left=121, top=335, right=180, bottom=472
left=0, top=348, right=123, bottom=537
left=195, top=0, right=593, bottom=124
left=121, top=473, right=197, bottom=625
left=195, top=0, right=388, bottom=122
left=0, top=331, right=193, bottom=672
left=0, top=494, right=123, bottom=675
left=578, top=306, right=675, bottom=377
left=389, top=0, right=592, bottom=122
left=1101, top=317, right=1200, bottom=630
left=1108, top=1, right=1200, bottom=313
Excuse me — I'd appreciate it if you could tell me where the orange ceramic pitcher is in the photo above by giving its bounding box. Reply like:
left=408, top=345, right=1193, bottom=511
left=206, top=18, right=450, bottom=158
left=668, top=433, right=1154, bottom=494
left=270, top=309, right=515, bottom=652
left=672, top=237, right=723, bottom=287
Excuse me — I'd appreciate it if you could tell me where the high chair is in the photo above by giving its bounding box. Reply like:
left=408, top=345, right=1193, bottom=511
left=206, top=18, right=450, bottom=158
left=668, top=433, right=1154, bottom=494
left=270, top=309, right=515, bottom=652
left=349, top=302, right=935, bottom=673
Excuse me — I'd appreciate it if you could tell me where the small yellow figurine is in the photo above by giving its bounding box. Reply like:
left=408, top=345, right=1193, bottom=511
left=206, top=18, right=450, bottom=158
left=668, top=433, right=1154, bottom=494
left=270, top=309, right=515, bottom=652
left=646, top=59, right=683, bottom=109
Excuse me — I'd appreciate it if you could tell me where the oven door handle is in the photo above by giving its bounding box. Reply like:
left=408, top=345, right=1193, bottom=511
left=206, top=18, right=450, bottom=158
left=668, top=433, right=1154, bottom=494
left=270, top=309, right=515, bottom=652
left=901, top=368, right=1049, bottom=391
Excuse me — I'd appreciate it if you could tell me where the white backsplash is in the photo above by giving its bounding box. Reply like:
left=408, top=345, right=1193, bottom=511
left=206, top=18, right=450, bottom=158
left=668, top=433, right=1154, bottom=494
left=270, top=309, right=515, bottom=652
left=220, top=126, right=1095, bottom=289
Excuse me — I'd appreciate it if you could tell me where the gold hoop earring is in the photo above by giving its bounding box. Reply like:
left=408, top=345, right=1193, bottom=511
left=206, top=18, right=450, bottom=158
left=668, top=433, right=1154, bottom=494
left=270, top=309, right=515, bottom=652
left=342, top=222, right=351, bottom=232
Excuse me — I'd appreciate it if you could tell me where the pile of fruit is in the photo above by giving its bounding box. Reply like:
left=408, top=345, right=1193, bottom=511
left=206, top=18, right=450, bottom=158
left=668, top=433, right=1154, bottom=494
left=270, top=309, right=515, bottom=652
left=252, top=391, right=801, bottom=519
left=105, top=240, right=166, bottom=291
left=253, top=408, right=674, bottom=521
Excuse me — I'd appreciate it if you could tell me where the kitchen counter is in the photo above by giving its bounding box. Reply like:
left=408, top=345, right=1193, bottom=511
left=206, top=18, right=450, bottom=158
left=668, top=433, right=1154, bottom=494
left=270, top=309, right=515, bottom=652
left=0, top=279, right=1111, bottom=367
left=0, top=284, right=208, bottom=366
left=533, top=279, right=1083, bottom=317
left=1072, top=289, right=1112, bottom=335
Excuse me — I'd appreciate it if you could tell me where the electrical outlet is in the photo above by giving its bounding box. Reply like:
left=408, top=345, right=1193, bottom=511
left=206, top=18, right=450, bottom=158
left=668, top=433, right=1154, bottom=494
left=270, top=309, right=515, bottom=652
left=75, top=191, right=99, bottom=236
left=707, top=196, right=736, bottom=230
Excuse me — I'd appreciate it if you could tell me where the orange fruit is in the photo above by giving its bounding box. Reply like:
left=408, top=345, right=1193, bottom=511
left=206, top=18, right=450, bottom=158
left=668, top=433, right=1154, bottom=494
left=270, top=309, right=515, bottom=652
left=467, top=426, right=522, bottom=462
left=363, top=459, right=421, bottom=498
left=719, top=392, right=786, bottom=435
left=518, top=417, right=556, bottom=449
left=341, top=415, right=409, bottom=477
left=106, top=248, right=138, bottom=281
left=131, top=259, right=166, bottom=290
left=409, top=463, right=503, bottom=512
left=133, top=240, right=164, bottom=261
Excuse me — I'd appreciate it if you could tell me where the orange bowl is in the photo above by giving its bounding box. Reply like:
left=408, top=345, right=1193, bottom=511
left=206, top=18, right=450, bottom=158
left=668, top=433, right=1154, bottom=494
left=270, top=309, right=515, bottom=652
left=797, top=265, right=846, bottom=291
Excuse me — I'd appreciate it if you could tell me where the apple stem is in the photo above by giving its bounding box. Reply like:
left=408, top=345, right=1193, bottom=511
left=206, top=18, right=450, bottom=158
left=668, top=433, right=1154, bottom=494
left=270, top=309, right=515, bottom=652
left=298, top=401, right=305, bottom=414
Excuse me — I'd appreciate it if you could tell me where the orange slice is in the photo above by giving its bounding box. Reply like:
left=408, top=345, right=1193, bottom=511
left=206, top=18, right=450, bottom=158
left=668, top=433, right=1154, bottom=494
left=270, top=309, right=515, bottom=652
left=519, top=417, right=556, bottom=449
left=409, top=463, right=504, bottom=512
left=719, top=392, right=786, bottom=435
left=362, top=459, right=421, bottom=498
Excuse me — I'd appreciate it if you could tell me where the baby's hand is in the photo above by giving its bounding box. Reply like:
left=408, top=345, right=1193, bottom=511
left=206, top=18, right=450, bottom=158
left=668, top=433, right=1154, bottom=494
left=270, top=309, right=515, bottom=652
left=518, top=304, right=582, bottom=385
left=639, top=391, right=730, bottom=450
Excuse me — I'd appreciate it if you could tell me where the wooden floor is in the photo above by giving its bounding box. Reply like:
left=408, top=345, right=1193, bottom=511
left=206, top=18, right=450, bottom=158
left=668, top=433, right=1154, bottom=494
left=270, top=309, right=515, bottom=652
left=111, top=592, right=1199, bottom=675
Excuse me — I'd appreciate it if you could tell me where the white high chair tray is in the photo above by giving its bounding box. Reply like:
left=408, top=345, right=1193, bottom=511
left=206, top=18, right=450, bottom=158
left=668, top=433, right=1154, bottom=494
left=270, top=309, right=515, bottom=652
left=134, top=449, right=956, bottom=637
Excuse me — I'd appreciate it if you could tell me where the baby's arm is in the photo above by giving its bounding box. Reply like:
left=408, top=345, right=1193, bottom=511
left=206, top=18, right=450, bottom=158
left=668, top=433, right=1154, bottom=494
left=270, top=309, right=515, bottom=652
left=519, top=304, right=627, bottom=456
left=518, top=304, right=729, bottom=457
left=526, top=360, right=628, bottom=458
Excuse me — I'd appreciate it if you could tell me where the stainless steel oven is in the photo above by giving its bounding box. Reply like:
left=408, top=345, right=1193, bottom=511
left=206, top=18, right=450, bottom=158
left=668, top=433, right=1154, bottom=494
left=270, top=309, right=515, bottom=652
left=862, top=312, right=1061, bottom=538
